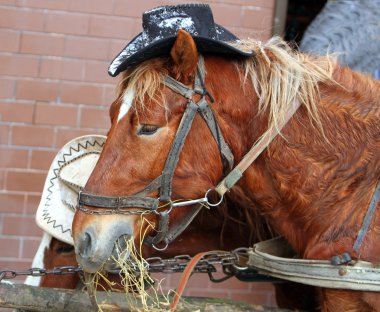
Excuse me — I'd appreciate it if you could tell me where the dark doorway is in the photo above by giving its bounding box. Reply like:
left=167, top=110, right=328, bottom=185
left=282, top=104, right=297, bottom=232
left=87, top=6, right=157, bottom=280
left=285, top=0, right=328, bottom=44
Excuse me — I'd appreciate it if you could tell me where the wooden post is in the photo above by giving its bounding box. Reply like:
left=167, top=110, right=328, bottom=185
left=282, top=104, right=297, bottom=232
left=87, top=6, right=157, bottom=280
left=0, top=282, right=290, bottom=311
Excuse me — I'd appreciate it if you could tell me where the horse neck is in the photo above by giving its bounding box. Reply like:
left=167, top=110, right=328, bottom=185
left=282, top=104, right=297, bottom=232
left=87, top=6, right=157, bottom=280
left=209, top=57, right=380, bottom=258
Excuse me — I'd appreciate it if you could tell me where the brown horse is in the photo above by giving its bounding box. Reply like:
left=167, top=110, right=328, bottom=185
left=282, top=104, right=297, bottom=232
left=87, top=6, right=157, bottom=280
left=36, top=201, right=316, bottom=310
left=72, top=30, right=380, bottom=311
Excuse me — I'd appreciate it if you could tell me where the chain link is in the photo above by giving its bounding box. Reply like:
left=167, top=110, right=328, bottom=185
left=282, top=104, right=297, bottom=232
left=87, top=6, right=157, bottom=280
left=0, top=248, right=250, bottom=281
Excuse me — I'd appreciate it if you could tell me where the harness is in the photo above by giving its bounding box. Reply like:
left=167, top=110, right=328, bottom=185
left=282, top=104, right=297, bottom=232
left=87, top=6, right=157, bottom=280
left=78, top=55, right=379, bottom=259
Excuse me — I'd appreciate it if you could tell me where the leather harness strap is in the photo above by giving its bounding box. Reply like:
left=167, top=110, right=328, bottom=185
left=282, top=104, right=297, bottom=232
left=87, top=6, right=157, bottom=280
left=353, top=180, right=380, bottom=253
left=215, top=99, right=301, bottom=197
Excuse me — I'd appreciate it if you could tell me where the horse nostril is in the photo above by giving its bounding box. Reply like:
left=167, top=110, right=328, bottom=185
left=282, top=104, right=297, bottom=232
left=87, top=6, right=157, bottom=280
left=77, top=231, right=93, bottom=259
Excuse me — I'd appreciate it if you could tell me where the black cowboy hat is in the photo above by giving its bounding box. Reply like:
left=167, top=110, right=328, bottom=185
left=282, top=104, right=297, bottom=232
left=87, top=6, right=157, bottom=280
left=108, top=4, right=253, bottom=77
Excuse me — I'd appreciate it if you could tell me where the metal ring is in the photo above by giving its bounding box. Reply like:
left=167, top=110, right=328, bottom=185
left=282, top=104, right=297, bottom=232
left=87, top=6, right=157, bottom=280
left=205, top=189, right=224, bottom=207
left=155, top=199, right=174, bottom=215
left=152, top=242, right=169, bottom=251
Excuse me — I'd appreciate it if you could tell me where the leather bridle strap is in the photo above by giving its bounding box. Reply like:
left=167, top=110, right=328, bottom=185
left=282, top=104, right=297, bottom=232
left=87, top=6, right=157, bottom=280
left=159, top=101, right=199, bottom=202
left=215, top=99, right=301, bottom=197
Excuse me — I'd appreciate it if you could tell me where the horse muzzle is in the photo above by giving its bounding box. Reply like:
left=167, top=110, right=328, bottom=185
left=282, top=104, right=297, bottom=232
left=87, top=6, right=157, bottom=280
left=74, top=220, right=134, bottom=273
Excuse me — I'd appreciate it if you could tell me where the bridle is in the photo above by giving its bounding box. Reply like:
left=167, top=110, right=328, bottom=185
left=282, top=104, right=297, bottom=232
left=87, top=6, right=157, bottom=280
left=77, top=54, right=303, bottom=250
left=78, top=55, right=236, bottom=249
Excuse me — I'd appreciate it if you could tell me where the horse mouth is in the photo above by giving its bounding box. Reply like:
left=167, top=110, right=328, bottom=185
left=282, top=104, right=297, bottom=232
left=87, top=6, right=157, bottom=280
left=103, top=239, right=132, bottom=272
left=76, top=234, right=133, bottom=274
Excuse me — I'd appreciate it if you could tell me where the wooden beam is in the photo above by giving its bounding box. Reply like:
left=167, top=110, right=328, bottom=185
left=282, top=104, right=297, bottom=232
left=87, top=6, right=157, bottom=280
left=0, top=282, right=290, bottom=311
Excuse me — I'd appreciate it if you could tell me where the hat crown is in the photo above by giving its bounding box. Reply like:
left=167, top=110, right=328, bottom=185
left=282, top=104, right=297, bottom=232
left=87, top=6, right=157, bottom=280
left=108, top=3, right=252, bottom=77
left=142, top=4, right=216, bottom=44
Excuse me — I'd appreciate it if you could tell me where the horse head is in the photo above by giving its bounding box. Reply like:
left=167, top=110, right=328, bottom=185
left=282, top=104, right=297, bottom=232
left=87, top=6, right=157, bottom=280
left=72, top=30, right=251, bottom=273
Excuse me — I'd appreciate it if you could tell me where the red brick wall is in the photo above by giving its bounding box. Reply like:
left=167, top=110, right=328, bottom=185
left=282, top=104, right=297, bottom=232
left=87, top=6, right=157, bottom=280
left=0, top=0, right=276, bottom=307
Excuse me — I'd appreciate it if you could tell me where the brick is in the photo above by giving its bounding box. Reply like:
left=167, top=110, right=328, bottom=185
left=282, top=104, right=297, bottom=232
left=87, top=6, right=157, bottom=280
left=212, top=275, right=252, bottom=290
left=79, top=107, right=110, bottom=129
left=25, top=193, right=41, bottom=214
left=39, top=58, right=84, bottom=81
left=0, top=170, right=5, bottom=190
left=233, top=27, right=271, bottom=41
left=0, top=259, right=35, bottom=282
left=84, top=61, right=114, bottom=84
left=0, top=78, right=14, bottom=99
left=12, top=125, right=54, bottom=147
left=64, top=36, right=109, bottom=61
left=0, top=0, right=16, bottom=4
left=16, top=79, right=58, bottom=101
left=211, top=4, right=243, bottom=27
left=60, top=82, right=103, bottom=105
left=113, top=0, right=157, bottom=18
left=45, top=11, right=89, bottom=35
left=103, top=85, right=118, bottom=106
left=0, top=29, right=20, bottom=52
left=0, top=101, right=34, bottom=123
left=186, top=288, right=230, bottom=299
left=245, top=0, right=275, bottom=9
left=0, top=125, right=10, bottom=144
left=0, top=237, right=20, bottom=258
left=0, top=54, right=39, bottom=77
left=108, top=39, right=127, bottom=60
left=0, top=148, right=29, bottom=168
left=69, top=0, right=113, bottom=15
left=30, top=150, right=56, bottom=170
left=2, top=215, right=43, bottom=237
left=16, top=0, right=69, bottom=10
left=55, top=128, right=106, bottom=148
left=20, top=32, right=65, bottom=56
left=6, top=170, right=45, bottom=192
left=0, top=193, right=25, bottom=213
left=230, top=291, right=270, bottom=305
left=242, top=6, right=273, bottom=30
left=34, top=103, right=78, bottom=126
left=180, top=272, right=211, bottom=289
left=0, top=7, right=44, bottom=31
left=89, top=15, right=135, bottom=40
left=21, top=238, right=41, bottom=258
left=0, top=260, right=34, bottom=281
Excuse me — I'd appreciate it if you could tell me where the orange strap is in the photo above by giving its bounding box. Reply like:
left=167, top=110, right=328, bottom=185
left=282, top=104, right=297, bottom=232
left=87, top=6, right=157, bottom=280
left=170, top=251, right=209, bottom=311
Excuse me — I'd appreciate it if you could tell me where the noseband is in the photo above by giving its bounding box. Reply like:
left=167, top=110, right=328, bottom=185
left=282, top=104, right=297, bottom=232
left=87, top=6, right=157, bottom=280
left=78, top=55, right=235, bottom=249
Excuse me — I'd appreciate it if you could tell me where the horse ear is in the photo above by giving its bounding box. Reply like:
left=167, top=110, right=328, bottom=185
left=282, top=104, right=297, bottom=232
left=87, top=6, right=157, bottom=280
left=170, top=29, right=198, bottom=84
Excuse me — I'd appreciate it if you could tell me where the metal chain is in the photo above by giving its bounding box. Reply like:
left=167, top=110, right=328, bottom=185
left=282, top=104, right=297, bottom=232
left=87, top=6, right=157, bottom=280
left=0, top=266, right=83, bottom=281
left=0, top=249, right=250, bottom=282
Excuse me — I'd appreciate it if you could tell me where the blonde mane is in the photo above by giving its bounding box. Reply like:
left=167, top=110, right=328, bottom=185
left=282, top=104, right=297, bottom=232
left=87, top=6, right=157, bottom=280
left=232, top=36, right=336, bottom=136
left=117, top=37, right=336, bottom=134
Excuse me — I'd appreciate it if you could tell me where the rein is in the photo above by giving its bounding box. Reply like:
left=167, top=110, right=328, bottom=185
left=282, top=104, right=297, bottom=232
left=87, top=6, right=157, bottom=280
left=77, top=55, right=301, bottom=250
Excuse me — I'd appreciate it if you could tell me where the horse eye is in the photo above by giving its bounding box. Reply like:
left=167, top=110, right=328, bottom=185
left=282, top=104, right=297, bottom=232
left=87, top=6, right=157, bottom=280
left=138, top=124, right=159, bottom=135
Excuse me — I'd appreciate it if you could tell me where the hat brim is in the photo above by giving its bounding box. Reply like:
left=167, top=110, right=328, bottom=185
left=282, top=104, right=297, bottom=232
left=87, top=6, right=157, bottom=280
left=35, top=135, right=106, bottom=245
left=108, top=27, right=253, bottom=77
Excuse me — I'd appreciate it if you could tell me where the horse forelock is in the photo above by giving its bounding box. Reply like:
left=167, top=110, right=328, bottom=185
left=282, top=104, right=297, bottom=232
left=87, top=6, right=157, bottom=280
left=116, top=59, right=168, bottom=120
